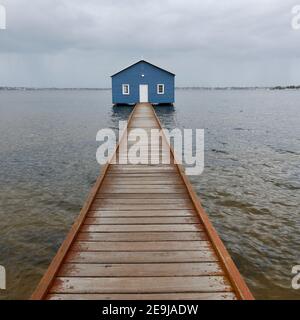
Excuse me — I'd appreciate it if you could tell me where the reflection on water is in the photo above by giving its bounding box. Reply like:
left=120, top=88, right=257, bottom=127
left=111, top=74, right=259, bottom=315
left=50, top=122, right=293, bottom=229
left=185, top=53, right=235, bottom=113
left=0, top=89, right=299, bottom=300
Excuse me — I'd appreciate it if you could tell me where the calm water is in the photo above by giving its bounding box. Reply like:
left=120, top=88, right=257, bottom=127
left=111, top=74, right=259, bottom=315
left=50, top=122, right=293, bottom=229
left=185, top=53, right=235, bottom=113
left=0, top=89, right=299, bottom=300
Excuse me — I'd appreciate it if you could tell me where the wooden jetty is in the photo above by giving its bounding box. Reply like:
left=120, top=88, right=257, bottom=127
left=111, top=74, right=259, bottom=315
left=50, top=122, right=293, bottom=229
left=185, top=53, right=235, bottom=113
left=31, top=103, right=253, bottom=300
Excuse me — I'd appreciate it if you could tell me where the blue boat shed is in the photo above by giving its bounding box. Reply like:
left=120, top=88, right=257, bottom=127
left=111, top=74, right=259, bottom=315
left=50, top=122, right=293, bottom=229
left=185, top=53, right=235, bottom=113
left=111, top=60, right=175, bottom=105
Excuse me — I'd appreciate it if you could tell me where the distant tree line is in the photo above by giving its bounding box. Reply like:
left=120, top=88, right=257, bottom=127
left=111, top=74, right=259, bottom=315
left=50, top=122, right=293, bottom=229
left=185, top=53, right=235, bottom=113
left=270, top=85, right=300, bottom=90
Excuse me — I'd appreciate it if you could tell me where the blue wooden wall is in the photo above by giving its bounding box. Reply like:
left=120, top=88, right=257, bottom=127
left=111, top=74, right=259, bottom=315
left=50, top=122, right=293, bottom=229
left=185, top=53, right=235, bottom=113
left=112, top=61, right=175, bottom=104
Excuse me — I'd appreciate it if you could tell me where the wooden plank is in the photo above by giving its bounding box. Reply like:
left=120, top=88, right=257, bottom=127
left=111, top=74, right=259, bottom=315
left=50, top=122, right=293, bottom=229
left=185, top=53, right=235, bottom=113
left=81, top=224, right=203, bottom=233
left=91, top=199, right=192, bottom=205
left=96, top=193, right=190, bottom=199
left=102, top=179, right=182, bottom=185
left=100, top=185, right=186, bottom=190
left=114, top=151, right=174, bottom=154
left=116, top=149, right=170, bottom=152
left=109, top=167, right=176, bottom=172
left=117, top=150, right=171, bottom=154
left=117, top=152, right=170, bottom=156
left=58, top=262, right=223, bottom=277
left=47, top=292, right=236, bottom=300
left=105, top=171, right=178, bottom=178
left=116, top=156, right=173, bottom=159
left=108, top=170, right=177, bottom=175
left=91, top=204, right=194, bottom=211
left=66, top=251, right=218, bottom=264
left=50, top=276, right=231, bottom=294
left=114, top=160, right=175, bottom=165
left=77, top=232, right=208, bottom=242
left=110, top=165, right=175, bottom=169
left=109, top=170, right=176, bottom=174
left=118, top=148, right=170, bottom=152
left=118, top=148, right=170, bottom=151
left=88, top=210, right=196, bottom=217
left=129, top=124, right=159, bottom=128
left=72, top=241, right=211, bottom=252
left=84, top=217, right=199, bottom=225
left=106, top=173, right=177, bottom=177
left=117, top=153, right=171, bottom=157
left=115, top=160, right=175, bottom=165
left=102, top=179, right=183, bottom=186
left=96, top=189, right=187, bottom=194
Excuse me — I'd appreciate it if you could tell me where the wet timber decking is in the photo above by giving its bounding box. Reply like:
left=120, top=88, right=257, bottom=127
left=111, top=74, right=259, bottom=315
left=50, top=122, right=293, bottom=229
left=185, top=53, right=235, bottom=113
left=31, top=103, right=253, bottom=300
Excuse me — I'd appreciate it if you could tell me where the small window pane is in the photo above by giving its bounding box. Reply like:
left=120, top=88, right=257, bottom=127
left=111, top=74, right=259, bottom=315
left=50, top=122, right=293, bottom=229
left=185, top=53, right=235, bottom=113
left=157, top=84, right=164, bottom=94
left=122, top=84, right=130, bottom=95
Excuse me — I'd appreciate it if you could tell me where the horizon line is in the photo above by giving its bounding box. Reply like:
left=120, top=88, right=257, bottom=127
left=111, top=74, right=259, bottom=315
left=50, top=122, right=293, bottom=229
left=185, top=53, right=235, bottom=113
left=1, top=85, right=300, bottom=90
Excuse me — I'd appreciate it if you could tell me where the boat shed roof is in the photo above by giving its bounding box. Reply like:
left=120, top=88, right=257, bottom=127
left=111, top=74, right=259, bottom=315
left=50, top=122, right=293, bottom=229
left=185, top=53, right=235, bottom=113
left=111, top=60, right=175, bottom=78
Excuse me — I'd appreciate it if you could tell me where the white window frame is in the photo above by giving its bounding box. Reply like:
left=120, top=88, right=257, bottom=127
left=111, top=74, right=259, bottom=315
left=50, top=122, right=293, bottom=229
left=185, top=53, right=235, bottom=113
left=157, top=84, right=165, bottom=94
left=122, top=84, right=130, bottom=95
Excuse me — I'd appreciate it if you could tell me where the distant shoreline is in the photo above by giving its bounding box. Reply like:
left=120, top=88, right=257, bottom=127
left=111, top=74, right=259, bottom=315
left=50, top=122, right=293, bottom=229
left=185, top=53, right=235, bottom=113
left=1, top=86, right=300, bottom=91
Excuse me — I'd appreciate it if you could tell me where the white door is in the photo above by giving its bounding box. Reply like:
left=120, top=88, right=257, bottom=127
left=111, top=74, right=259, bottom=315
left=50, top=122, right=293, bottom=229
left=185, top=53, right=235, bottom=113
left=139, top=85, right=148, bottom=102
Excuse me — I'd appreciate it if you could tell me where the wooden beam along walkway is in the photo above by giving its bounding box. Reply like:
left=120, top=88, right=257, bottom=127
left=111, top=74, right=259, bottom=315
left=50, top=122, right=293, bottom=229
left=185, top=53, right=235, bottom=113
left=31, top=103, right=253, bottom=300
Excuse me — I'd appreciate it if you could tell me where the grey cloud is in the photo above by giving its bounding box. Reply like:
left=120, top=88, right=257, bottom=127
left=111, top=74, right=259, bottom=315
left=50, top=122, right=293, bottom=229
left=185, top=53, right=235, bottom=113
left=0, top=0, right=299, bottom=87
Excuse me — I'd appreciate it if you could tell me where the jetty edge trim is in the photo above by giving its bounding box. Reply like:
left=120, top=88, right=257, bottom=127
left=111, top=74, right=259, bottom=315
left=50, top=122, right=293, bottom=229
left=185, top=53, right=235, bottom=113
left=150, top=105, right=254, bottom=300
left=30, top=105, right=138, bottom=300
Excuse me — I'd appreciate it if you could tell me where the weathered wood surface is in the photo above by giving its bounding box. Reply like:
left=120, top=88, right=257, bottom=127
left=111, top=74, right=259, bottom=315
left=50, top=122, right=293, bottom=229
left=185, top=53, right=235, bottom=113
left=47, top=292, right=237, bottom=300
left=31, top=103, right=253, bottom=300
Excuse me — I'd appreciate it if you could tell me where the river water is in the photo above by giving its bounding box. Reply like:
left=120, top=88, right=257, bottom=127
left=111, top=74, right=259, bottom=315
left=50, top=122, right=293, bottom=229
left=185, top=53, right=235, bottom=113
left=0, top=89, right=299, bottom=299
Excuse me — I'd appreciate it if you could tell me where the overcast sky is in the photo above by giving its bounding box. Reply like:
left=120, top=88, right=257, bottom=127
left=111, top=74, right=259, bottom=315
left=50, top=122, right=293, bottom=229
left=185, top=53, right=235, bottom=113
left=0, top=0, right=300, bottom=87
